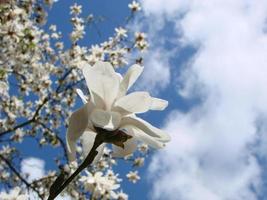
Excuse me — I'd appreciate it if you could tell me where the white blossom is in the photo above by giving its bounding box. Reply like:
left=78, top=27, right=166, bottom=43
left=128, top=1, right=141, bottom=12
left=80, top=171, right=120, bottom=199
left=70, top=23, right=85, bottom=42
left=115, top=27, right=128, bottom=38
left=0, top=187, right=28, bottom=200
left=70, top=3, right=82, bottom=15
left=135, top=32, right=149, bottom=51
left=138, top=143, right=149, bottom=153
left=133, top=157, right=144, bottom=167
left=66, top=61, right=170, bottom=163
left=0, top=81, right=8, bottom=95
left=126, top=171, right=140, bottom=183
left=117, top=191, right=128, bottom=200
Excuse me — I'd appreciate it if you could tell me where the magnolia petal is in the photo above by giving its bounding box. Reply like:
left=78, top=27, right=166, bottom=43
left=117, top=64, right=143, bottom=98
left=150, top=98, right=168, bottom=110
left=81, top=131, right=105, bottom=164
left=120, top=115, right=171, bottom=142
left=76, top=89, right=88, bottom=104
left=114, top=92, right=152, bottom=114
left=90, top=109, right=121, bottom=131
left=82, top=61, right=120, bottom=110
left=116, top=72, right=123, bottom=82
left=66, top=102, right=94, bottom=162
left=128, top=126, right=165, bottom=149
left=90, top=91, right=105, bottom=109
left=112, top=137, right=137, bottom=157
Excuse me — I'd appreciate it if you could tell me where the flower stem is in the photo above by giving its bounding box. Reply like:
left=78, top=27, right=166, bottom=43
left=47, top=134, right=104, bottom=200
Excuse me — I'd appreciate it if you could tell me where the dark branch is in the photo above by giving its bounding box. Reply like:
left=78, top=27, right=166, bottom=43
left=36, top=120, right=69, bottom=162
left=47, top=127, right=132, bottom=200
left=48, top=133, right=104, bottom=200
left=0, top=154, right=44, bottom=199
left=0, top=68, right=74, bottom=137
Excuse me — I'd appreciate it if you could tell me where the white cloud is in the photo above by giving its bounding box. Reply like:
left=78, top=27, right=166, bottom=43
left=141, top=0, right=189, bottom=16
left=21, top=157, right=72, bottom=200
left=136, top=49, right=171, bottom=93
left=139, top=0, right=267, bottom=200
left=129, top=9, right=172, bottom=94
left=21, top=157, right=45, bottom=182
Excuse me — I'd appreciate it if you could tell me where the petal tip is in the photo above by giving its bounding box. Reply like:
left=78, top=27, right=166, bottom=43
left=150, top=98, right=168, bottom=111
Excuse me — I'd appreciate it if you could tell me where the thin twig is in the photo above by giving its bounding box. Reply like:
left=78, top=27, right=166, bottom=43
left=0, top=68, right=74, bottom=137
left=0, top=154, right=44, bottom=199
left=0, top=119, right=34, bottom=137
left=0, top=96, right=48, bottom=137
left=36, top=120, right=69, bottom=162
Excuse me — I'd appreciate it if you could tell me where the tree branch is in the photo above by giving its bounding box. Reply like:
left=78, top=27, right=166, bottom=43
left=0, top=68, right=74, bottom=137
left=48, top=133, right=104, bottom=200
left=36, top=120, right=69, bottom=162
left=47, top=127, right=132, bottom=200
left=0, top=154, right=44, bottom=199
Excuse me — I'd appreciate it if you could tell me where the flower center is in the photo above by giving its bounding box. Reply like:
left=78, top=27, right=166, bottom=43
left=94, top=126, right=132, bottom=148
left=90, top=109, right=121, bottom=131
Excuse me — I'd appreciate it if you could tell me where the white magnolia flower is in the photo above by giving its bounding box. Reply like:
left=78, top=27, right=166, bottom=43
left=70, top=3, right=82, bottom=15
left=66, top=61, right=170, bottom=163
left=117, top=191, right=128, bottom=200
left=115, top=27, right=127, bottom=38
left=0, top=81, right=8, bottom=95
left=126, top=171, right=140, bottom=183
left=80, top=171, right=120, bottom=199
left=133, top=157, right=144, bottom=167
left=128, top=1, right=141, bottom=12
left=49, top=25, right=57, bottom=32
left=138, top=143, right=148, bottom=153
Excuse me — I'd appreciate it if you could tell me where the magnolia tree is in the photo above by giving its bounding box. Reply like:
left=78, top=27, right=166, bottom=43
left=0, top=1, right=170, bottom=199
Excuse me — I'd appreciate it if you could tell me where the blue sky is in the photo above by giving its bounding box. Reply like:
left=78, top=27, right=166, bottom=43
left=13, top=0, right=267, bottom=200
